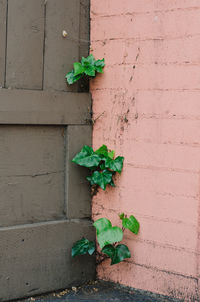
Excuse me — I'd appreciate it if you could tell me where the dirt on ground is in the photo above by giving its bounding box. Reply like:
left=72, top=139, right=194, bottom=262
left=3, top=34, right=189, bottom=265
left=16, top=280, right=183, bottom=302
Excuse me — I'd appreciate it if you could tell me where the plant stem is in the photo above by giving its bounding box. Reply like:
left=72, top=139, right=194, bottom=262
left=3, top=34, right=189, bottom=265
left=95, top=250, right=109, bottom=265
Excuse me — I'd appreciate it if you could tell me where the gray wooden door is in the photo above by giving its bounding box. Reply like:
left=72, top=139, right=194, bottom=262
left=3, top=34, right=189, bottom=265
left=0, top=1, right=95, bottom=300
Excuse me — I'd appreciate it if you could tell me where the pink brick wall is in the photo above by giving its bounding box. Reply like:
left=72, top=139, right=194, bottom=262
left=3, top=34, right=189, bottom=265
left=90, top=1, right=200, bottom=300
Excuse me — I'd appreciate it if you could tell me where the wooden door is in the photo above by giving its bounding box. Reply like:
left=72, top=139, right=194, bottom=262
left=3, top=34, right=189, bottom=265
left=0, top=1, right=95, bottom=300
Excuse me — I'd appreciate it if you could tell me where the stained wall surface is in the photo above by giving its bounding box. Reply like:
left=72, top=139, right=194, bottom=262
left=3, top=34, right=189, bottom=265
left=90, top=1, right=200, bottom=300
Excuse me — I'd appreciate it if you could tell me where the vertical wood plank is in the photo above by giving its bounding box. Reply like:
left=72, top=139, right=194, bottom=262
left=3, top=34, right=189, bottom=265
left=6, top=0, right=44, bottom=89
left=66, top=125, right=92, bottom=218
left=79, top=0, right=90, bottom=60
left=44, top=0, right=80, bottom=91
left=78, top=0, right=90, bottom=92
left=0, top=0, right=7, bottom=87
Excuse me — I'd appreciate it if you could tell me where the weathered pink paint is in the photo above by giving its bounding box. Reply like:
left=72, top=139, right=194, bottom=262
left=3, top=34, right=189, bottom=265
left=91, top=0, right=200, bottom=300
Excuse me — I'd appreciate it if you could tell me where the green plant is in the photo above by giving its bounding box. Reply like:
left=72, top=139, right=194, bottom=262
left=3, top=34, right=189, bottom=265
left=72, top=145, right=124, bottom=191
left=72, top=213, right=140, bottom=265
left=66, top=54, right=105, bottom=85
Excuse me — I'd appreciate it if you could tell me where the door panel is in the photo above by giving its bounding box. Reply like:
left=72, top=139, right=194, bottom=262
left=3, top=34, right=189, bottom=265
left=6, top=0, right=44, bottom=89
left=0, top=0, right=94, bottom=300
left=0, top=0, right=7, bottom=87
left=0, top=126, right=65, bottom=227
left=44, top=0, right=80, bottom=91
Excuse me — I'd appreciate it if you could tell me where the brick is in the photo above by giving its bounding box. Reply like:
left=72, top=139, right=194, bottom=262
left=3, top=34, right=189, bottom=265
left=91, top=0, right=200, bottom=16
left=92, top=89, right=200, bottom=120
left=90, top=65, right=133, bottom=90
left=130, top=119, right=200, bottom=146
left=135, top=217, right=196, bottom=251
left=92, top=37, right=200, bottom=67
left=129, top=240, right=197, bottom=277
left=125, top=142, right=200, bottom=172
left=92, top=64, right=200, bottom=90
left=136, top=90, right=200, bottom=118
left=121, top=167, right=199, bottom=198
left=134, top=65, right=200, bottom=90
left=91, top=10, right=200, bottom=41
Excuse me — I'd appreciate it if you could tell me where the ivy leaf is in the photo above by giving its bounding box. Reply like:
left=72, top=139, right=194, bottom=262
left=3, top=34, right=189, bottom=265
left=66, top=55, right=104, bottom=84
left=72, top=145, right=101, bottom=168
left=66, top=70, right=74, bottom=84
left=94, top=58, right=105, bottom=73
left=96, top=226, right=123, bottom=249
left=81, top=54, right=95, bottom=66
left=105, top=156, right=124, bottom=173
left=100, top=162, right=106, bottom=170
left=65, top=70, right=82, bottom=84
left=88, top=241, right=96, bottom=255
left=88, top=170, right=113, bottom=190
left=93, top=218, right=112, bottom=235
left=122, top=215, right=140, bottom=235
left=95, top=144, right=108, bottom=157
left=111, top=244, right=131, bottom=265
left=84, top=66, right=96, bottom=77
left=72, top=238, right=95, bottom=257
left=74, top=62, right=85, bottom=76
left=108, top=150, right=115, bottom=159
left=81, top=54, right=96, bottom=77
left=94, top=218, right=123, bottom=249
left=109, top=179, right=115, bottom=187
left=119, top=213, right=125, bottom=220
left=102, top=244, right=131, bottom=265
left=86, top=175, right=95, bottom=185
left=102, top=244, right=115, bottom=258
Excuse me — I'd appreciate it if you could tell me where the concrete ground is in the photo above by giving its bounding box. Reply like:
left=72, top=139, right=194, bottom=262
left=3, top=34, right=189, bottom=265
left=17, top=281, right=183, bottom=302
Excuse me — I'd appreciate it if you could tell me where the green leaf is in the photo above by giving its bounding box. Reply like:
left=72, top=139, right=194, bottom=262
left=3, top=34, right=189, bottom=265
left=88, top=241, right=96, bottom=255
left=94, top=58, right=105, bottom=73
left=102, top=244, right=131, bottom=265
left=95, top=144, right=108, bottom=157
left=93, top=218, right=112, bottom=235
left=84, top=66, right=96, bottom=77
left=122, top=215, right=140, bottom=235
left=66, top=70, right=74, bottom=84
left=66, top=55, right=104, bottom=84
left=111, top=244, right=131, bottom=265
left=109, top=179, right=115, bottom=187
left=119, top=213, right=125, bottom=220
left=81, top=54, right=95, bottom=66
left=100, top=162, right=106, bottom=170
left=89, top=170, right=113, bottom=190
left=97, top=226, right=123, bottom=249
left=108, top=150, right=115, bottom=159
left=74, top=62, right=85, bottom=76
left=72, top=145, right=101, bottom=168
left=86, top=175, right=95, bottom=185
left=65, top=70, right=82, bottom=85
left=94, top=218, right=123, bottom=249
left=105, top=156, right=124, bottom=173
left=95, top=58, right=105, bottom=67
left=102, top=244, right=115, bottom=258
left=81, top=54, right=96, bottom=77
left=72, top=238, right=95, bottom=257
